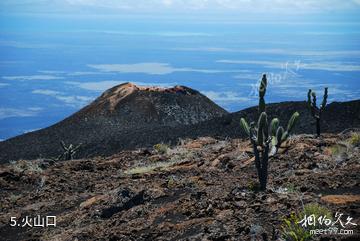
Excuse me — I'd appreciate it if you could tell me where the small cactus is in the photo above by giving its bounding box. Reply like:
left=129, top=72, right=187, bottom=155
left=307, top=88, right=328, bottom=137
left=240, top=74, right=299, bottom=190
left=56, top=141, right=82, bottom=161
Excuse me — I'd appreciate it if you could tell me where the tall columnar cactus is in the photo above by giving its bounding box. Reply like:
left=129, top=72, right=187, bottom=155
left=307, top=88, right=328, bottom=137
left=240, top=74, right=299, bottom=190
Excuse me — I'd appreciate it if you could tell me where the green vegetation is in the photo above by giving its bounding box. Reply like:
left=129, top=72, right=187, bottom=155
left=327, top=132, right=359, bottom=159
left=282, top=203, right=332, bottom=241
left=329, top=144, right=347, bottom=156
left=303, top=203, right=333, bottom=228
left=349, top=132, right=360, bottom=146
left=247, top=180, right=259, bottom=192
left=307, top=88, right=328, bottom=137
left=282, top=213, right=312, bottom=241
left=167, top=175, right=177, bottom=188
left=240, top=74, right=299, bottom=190
left=153, top=143, right=169, bottom=155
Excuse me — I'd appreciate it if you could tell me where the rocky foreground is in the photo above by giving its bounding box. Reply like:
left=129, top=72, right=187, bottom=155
left=0, top=132, right=359, bottom=240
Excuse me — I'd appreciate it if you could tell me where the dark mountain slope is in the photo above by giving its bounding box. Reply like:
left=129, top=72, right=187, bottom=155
left=0, top=83, right=227, bottom=163
left=86, top=99, right=359, bottom=158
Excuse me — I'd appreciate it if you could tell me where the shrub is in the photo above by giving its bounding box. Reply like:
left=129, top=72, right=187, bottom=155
left=282, top=213, right=312, bottom=241
left=349, top=132, right=360, bottom=147
left=9, top=160, right=43, bottom=174
left=153, top=143, right=169, bottom=154
left=329, top=144, right=347, bottom=156
left=281, top=203, right=332, bottom=241
left=302, top=203, right=332, bottom=229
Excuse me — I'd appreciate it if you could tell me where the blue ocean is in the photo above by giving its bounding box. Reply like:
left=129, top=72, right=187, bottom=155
left=0, top=13, right=360, bottom=140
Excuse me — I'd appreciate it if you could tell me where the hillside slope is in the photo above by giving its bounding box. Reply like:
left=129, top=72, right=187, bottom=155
left=0, top=82, right=359, bottom=163
left=0, top=83, right=227, bottom=163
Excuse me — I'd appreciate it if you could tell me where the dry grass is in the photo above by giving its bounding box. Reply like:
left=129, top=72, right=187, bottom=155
left=9, top=159, right=43, bottom=174
left=124, top=160, right=181, bottom=175
left=349, top=132, right=360, bottom=146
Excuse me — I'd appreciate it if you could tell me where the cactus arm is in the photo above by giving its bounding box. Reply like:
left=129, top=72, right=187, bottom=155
left=259, top=74, right=267, bottom=97
left=257, top=112, right=267, bottom=146
left=240, top=118, right=250, bottom=136
left=249, top=122, right=261, bottom=172
left=258, top=74, right=267, bottom=113
left=281, top=131, right=289, bottom=142
left=276, top=126, right=284, bottom=149
left=60, top=141, right=67, bottom=151
left=263, top=114, right=269, bottom=142
left=321, top=87, right=328, bottom=110
left=73, top=143, right=82, bottom=152
left=307, top=89, right=312, bottom=108
left=286, top=112, right=300, bottom=133
left=311, top=91, right=317, bottom=109
left=270, top=118, right=279, bottom=148
left=310, top=91, right=320, bottom=118
left=249, top=122, right=257, bottom=142
left=270, top=118, right=279, bottom=137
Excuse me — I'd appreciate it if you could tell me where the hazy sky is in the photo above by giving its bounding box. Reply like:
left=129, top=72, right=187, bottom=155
left=1, top=0, right=360, bottom=15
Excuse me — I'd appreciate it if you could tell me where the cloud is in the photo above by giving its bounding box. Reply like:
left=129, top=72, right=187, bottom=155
left=217, top=60, right=360, bottom=72
left=32, top=89, right=61, bottom=95
left=67, top=80, right=176, bottom=91
left=201, top=90, right=250, bottom=104
left=0, top=83, right=9, bottom=87
left=66, top=80, right=128, bottom=91
left=173, top=47, right=235, bottom=52
left=38, top=70, right=67, bottom=75
left=175, top=47, right=360, bottom=58
left=2, top=75, right=63, bottom=81
left=241, top=74, right=360, bottom=101
left=233, top=73, right=261, bottom=80
left=67, top=71, right=108, bottom=76
left=38, top=70, right=114, bottom=76
left=274, top=82, right=360, bottom=101
left=2, top=0, right=359, bottom=14
left=57, top=0, right=360, bottom=12
left=32, top=89, right=93, bottom=107
left=0, top=61, right=30, bottom=66
left=0, top=40, right=55, bottom=49
left=0, top=107, right=42, bottom=120
left=88, top=62, right=240, bottom=75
